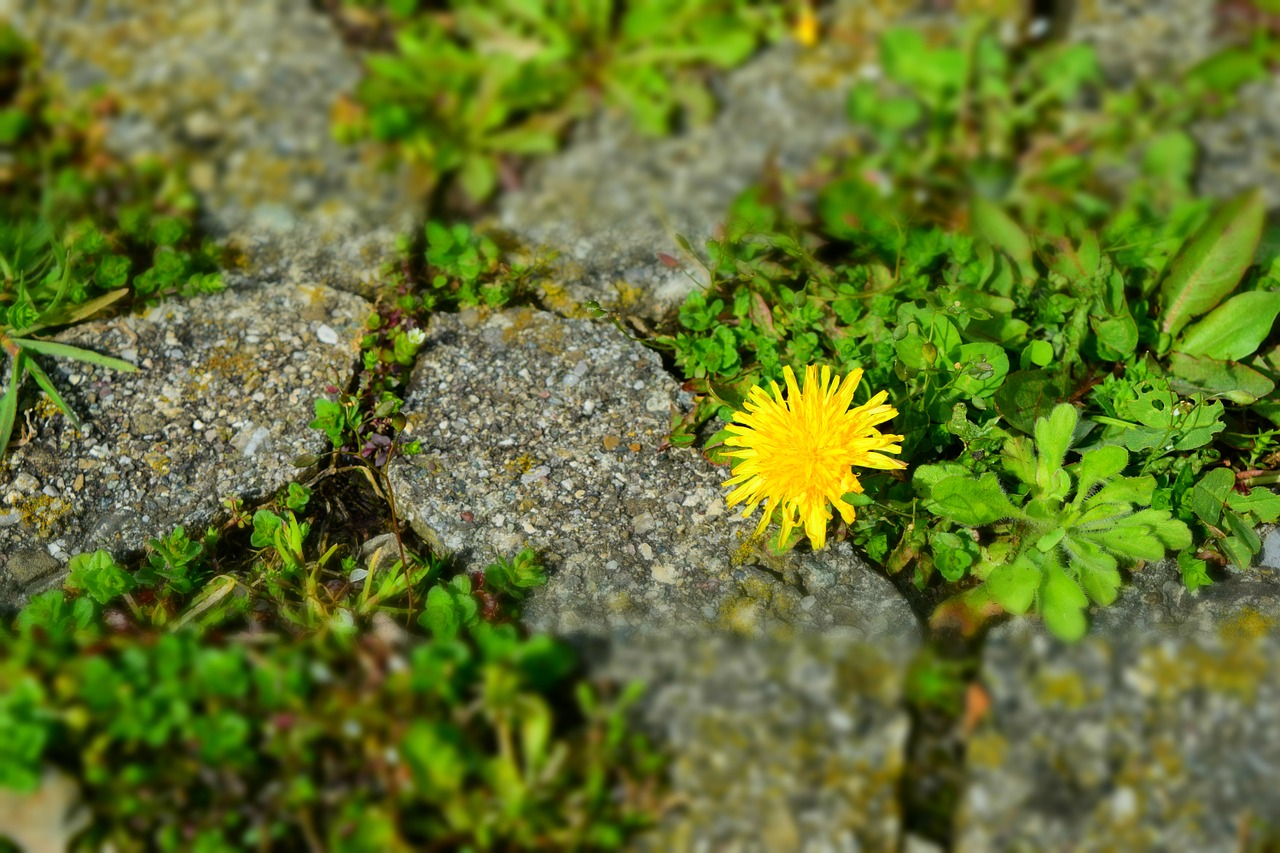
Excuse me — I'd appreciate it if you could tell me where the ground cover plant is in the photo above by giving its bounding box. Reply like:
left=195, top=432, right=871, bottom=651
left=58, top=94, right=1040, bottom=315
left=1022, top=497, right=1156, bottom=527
left=330, top=0, right=787, bottom=206
left=0, top=21, right=662, bottom=849
left=651, top=20, right=1280, bottom=641
left=0, top=23, right=223, bottom=459
left=1, top=493, right=661, bottom=848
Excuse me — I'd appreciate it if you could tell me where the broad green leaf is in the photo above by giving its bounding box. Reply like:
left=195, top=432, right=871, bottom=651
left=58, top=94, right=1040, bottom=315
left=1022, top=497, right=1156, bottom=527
left=1159, top=189, right=1264, bottom=338
left=1189, top=466, right=1235, bottom=526
left=973, top=197, right=1036, bottom=281
left=1221, top=535, right=1255, bottom=572
left=986, top=554, right=1039, bottom=615
left=1175, top=291, right=1280, bottom=361
left=951, top=342, right=1009, bottom=398
left=1001, top=435, right=1037, bottom=487
left=1167, top=352, right=1274, bottom=405
left=994, top=370, right=1063, bottom=435
left=1227, top=487, right=1280, bottom=523
left=1039, top=552, right=1088, bottom=641
left=1091, top=313, right=1138, bottom=357
left=1088, top=475, right=1155, bottom=508
left=928, top=473, right=1017, bottom=526
left=1224, top=509, right=1261, bottom=557
left=1071, top=445, right=1128, bottom=501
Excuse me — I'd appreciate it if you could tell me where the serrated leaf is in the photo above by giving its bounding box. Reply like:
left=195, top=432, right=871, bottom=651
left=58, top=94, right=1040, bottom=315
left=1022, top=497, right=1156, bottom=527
left=1159, top=189, right=1265, bottom=338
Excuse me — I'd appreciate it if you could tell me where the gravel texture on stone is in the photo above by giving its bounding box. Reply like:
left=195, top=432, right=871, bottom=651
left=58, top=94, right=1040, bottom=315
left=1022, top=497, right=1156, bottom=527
left=393, top=307, right=918, bottom=644
left=497, top=38, right=870, bottom=318
left=4, top=0, right=421, bottom=295
left=391, top=307, right=920, bottom=845
left=0, top=282, right=369, bottom=610
left=955, top=560, right=1280, bottom=851
left=614, top=632, right=909, bottom=851
left=1066, top=0, right=1220, bottom=85
left=5, top=0, right=419, bottom=235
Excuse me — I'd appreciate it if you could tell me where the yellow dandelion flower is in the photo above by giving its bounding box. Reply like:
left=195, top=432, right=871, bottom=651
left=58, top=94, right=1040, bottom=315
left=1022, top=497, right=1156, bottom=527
left=722, top=364, right=906, bottom=550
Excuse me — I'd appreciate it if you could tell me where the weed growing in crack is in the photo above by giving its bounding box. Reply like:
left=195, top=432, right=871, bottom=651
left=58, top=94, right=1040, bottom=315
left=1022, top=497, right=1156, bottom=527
left=648, top=21, right=1280, bottom=641
left=0, top=23, right=223, bottom=459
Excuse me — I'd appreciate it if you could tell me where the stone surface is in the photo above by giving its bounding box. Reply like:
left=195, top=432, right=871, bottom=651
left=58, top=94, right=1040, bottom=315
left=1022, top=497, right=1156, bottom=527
left=0, top=281, right=369, bottom=611
left=497, top=38, right=870, bottom=318
left=393, top=307, right=918, bottom=645
left=956, top=561, right=1280, bottom=851
left=391, top=307, right=921, bottom=845
left=4, top=0, right=421, bottom=294
left=617, top=632, right=910, bottom=851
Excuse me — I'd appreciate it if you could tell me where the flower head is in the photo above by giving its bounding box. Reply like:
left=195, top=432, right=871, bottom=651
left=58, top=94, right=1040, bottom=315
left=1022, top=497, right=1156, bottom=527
left=722, top=364, right=905, bottom=550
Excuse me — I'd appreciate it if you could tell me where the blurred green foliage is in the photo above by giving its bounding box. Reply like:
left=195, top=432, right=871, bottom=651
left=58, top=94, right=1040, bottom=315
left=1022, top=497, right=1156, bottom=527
left=1, top=483, right=662, bottom=849
left=0, top=22, right=223, bottom=459
left=333, top=0, right=786, bottom=203
left=652, top=21, right=1280, bottom=639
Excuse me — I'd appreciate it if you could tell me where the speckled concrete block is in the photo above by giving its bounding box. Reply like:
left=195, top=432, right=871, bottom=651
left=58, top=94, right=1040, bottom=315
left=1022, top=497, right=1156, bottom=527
left=956, top=562, right=1280, bottom=851
left=391, top=307, right=921, bottom=847
left=0, top=282, right=369, bottom=610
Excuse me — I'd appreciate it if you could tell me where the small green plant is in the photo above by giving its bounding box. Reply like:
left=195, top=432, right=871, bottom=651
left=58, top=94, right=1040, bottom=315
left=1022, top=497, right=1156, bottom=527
left=645, top=22, right=1280, bottom=640
left=919, top=403, right=1192, bottom=640
left=334, top=0, right=785, bottom=203
left=0, top=23, right=223, bottom=459
left=2, top=496, right=663, bottom=848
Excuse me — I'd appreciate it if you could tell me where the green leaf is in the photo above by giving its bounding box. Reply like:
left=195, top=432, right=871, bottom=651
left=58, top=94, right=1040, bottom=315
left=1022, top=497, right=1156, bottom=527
left=1041, top=556, right=1088, bottom=642
left=928, top=473, right=1017, bottom=526
left=994, top=370, right=1063, bottom=435
left=1175, top=291, right=1280, bottom=361
left=1221, top=533, right=1255, bottom=572
left=10, top=337, right=138, bottom=373
left=1034, top=403, right=1078, bottom=485
left=22, top=356, right=81, bottom=430
left=1167, top=352, right=1275, bottom=405
left=972, top=197, right=1036, bottom=281
left=1227, top=487, right=1280, bottom=523
left=1065, top=536, right=1121, bottom=606
left=66, top=549, right=134, bottom=604
left=1178, top=549, right=1212, bottom=592
left=986, top=554, right=1039, bottom=615
left=951, top=342, right=1009, bottom=398
left=250, top=511, right=284, bottom=549
left=0, top=353, right=22, bottom=460
left=1189, top=466, right=1235, bottom=526
left=1159, top=189, right=1265, bottom=338
left=1071, top=445, right=1128, bottom=501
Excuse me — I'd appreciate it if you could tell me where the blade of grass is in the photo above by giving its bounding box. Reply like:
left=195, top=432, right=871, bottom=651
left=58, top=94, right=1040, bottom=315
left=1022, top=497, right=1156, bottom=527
left=22, top=353, right=83, bottom=430
left=10, top=337, right=138, bottom=372
left=0, top=353, right=25, bottom=459
left=14, top=288, right=131, bottom=336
